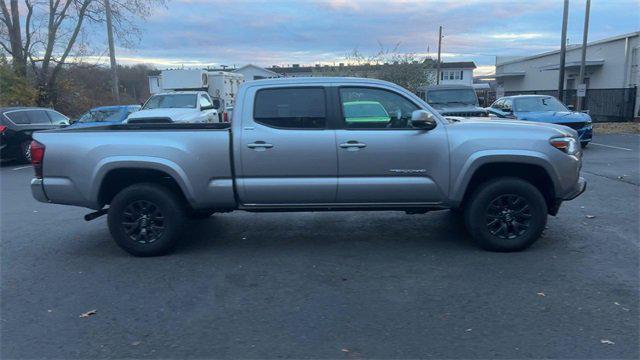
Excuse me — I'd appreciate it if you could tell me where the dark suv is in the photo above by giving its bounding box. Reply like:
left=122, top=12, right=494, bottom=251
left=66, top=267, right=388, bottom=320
left=0, top=107, right=69, bottom=163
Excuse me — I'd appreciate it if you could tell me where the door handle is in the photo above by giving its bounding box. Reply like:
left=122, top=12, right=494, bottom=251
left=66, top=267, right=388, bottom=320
left=247, top=141, right=274, bottom=149
left=339, top=141, right=367, bottom=149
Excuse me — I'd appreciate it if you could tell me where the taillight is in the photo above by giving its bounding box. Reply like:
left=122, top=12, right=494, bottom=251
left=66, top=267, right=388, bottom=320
left=0, top=125, right=6, bottom=134
left=30, top=140, right=45, bottom=179
left=223, top=112, right=229, bottom=122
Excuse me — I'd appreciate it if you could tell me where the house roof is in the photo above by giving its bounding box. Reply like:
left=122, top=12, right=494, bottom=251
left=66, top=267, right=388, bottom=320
left=438, top=61, right=476, bottom=69
left=234, top=64, right=281, bottom=76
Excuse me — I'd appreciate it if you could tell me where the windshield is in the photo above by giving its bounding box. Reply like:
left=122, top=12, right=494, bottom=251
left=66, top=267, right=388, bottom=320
left=77, top=109, right=123, bottom=123
left=514, top=97, right=568, bottom=112
left=143, top=94, right=197, bottom=109
left=427, top=89, right=477, bottom=105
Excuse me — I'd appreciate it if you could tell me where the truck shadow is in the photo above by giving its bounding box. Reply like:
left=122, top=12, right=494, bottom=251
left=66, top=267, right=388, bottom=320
left=174, top=210, right=476, bottom=255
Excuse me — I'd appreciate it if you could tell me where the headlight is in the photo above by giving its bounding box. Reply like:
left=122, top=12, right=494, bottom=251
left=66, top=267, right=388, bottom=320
left=550, top=136, right=579, bottom=155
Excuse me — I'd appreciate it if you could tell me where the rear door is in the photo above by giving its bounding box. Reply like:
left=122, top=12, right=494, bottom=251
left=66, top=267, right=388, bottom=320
left=237, top=86, right=338, bottom=205
left=334, top=86, right=449, bottom=204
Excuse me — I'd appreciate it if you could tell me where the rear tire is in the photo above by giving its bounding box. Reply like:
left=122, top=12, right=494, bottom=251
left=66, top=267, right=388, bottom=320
left=19, top=140, right=32, bottom=163
left=581, top=141, right=589, bottom=148
left=464, top=177, right=547, bottom=252
left=107, top=183, right=185, bottom=256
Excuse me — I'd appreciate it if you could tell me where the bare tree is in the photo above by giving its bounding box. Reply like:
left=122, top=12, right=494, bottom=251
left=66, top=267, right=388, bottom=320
left=0, top=0, right=162, bottom=105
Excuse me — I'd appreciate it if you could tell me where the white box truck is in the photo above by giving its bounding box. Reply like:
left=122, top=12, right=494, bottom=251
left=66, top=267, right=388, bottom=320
left=147, top=69, right=244, bottom=122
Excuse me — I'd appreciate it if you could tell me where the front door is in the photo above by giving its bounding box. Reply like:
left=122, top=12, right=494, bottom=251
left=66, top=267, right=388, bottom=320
left=334, top=86, right=449, bottom=204
left=238, top=86, right=338, bottom=205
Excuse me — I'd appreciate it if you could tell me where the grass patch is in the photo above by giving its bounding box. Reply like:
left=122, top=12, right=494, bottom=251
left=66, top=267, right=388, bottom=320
left=593, top=122, right=640, bottom=134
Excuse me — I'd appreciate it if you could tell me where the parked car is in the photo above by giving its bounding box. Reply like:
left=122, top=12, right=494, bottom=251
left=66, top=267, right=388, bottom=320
left=0, top=107, right=69, bottom=163
left=487, top=95, right=593, bottom=147
left=127, top=91, right=218, bottom=123
left=416, top=85, right=488, bottom=117
left=69, top=105, right=141, bottom=128
left=30, top=77, right=586, bottom=256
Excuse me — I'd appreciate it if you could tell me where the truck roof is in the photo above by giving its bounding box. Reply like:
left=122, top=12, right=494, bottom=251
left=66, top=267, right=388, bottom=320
left=244, top=76, right=399, bottom=87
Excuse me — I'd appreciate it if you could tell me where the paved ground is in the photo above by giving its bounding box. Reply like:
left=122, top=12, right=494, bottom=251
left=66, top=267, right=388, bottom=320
left=1, top=133, right=638, bottom=359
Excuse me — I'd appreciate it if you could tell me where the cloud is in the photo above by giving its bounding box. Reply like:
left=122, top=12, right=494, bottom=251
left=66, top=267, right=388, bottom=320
left=490, top=33, right=548, bottom=40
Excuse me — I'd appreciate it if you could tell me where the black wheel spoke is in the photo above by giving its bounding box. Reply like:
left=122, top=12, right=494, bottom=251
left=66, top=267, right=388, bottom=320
left=122, top=199, right=164, bottom=244
left=486, top=194, right=532, bottom=239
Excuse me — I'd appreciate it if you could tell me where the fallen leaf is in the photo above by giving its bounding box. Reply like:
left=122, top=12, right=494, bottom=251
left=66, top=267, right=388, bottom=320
left=614, top=302, right=620, bottom=306
left=585, top=215, right=596, bottom=219
left=537, top=292, right=546, bottom=297
left=79, top=309, right=97, bottom=318
left=617, top=176, right=625, bottom=180
left=465, top=328, right=472, bottom=332
left=600, top=339, right=615, bottom=345
left=47, top=309, right=52, bottom=313
left=341, top=349, right=350, bottom=352
left=131, top=341, right=141, bottom=346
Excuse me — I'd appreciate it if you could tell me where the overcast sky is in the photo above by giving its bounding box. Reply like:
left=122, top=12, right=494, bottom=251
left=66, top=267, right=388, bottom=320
left=106, top=0, right=639, bottom=75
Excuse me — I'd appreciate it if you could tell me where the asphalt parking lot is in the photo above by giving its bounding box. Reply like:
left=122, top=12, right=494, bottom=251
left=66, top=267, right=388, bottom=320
left=1, top=133, right=638, bottom=359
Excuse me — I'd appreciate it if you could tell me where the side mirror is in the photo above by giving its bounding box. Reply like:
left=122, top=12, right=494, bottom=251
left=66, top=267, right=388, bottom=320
left=410, top=110, right=437, bottom=130
left=567, top=104, right=575, bottom=110
left=201, top=104, right=215, bottom=111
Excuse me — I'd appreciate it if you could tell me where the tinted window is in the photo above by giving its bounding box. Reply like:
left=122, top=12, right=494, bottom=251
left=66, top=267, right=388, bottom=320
left=254, top=88, right=326, bottom=128
left=340, top=87, right=419, bottom=129
left=46, top=110, right=69, bottom=124
left=77, top=109, right=122, bottom=123
left=27, top=110, right=52, bottom=124
left=5, top=111, right=29, bottom=124
left=426, top=89, right=477, bottom=105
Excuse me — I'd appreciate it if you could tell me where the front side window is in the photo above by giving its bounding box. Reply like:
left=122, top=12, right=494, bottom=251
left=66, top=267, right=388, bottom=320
left=143, top=94, right=197, bottom=109
left=47, top=110, right=69, bottom=124
left=199, top=95, right=213, bottom=108
left=254, top=87, right=326, bottom=129
left=514, top=97, right=568, bottom=112
left=340, top=87, right=419, bottom=129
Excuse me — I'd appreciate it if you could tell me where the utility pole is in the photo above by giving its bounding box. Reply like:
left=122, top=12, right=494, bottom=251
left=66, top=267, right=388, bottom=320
left=436, top=26, right=442, bottom=85
left=577, top=0, right=591, bottom=111
left=557, top=0, right=569, bottom=103
left=105, top=0, right=119, bottom=102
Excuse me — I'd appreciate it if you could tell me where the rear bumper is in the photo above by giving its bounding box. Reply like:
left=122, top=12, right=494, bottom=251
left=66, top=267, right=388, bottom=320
left=563, top=176, right=587, bottom=201
left=30, top=178, right=49, bottom=203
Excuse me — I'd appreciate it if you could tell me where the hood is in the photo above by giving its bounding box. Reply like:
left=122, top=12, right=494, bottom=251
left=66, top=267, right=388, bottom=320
left=448, top=117, right=578, bottom=138
left=127, top=108, right=203, bottom=121
left=515, top=111, right=591, bottom=124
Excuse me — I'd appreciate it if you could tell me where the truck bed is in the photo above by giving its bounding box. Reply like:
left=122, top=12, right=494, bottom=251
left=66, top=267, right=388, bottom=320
left=32, top=124, right=235, bottom=210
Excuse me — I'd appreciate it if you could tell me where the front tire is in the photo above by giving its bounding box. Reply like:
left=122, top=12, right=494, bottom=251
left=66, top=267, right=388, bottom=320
left=464, top=177, right=547, bottom=252
left=107, top=183, right=185, bottom=256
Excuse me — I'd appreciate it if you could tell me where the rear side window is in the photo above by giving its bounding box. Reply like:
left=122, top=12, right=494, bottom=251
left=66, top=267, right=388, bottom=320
left=253, top=87, right=326, bottom=129
left=26, top=110, right=52, bottom=124
left=5, top=111, right=29, bottom=124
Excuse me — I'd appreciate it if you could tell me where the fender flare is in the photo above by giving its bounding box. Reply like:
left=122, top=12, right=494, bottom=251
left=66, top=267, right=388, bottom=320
left=89, top=156, right=195, bottom=205
left=450, top=150, right=560, bottom=204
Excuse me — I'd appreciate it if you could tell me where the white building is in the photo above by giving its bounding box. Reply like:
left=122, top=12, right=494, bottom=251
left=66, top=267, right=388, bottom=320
left=437, top=62, right=476, bottom=86
left=494, top=32, right=639, bottom=118
left=233, top=64, right=280, bottom=80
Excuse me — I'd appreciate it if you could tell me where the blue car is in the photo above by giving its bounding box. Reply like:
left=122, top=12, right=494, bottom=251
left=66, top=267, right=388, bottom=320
left=487, top=95, right=593, bottom=147
left=69, top=105, right=141, bottom=128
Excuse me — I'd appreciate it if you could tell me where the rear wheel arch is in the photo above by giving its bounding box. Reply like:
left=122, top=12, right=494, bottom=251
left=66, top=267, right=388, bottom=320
left=96, top=167, right=189, bottom=207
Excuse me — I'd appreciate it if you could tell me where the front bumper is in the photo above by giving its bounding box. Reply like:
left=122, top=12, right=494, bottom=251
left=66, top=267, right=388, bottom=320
left=576, top=125, right=593, bottom=143
left=30, top=178, right=49, bottom=203
left=564, top=176, right=587, bottom=201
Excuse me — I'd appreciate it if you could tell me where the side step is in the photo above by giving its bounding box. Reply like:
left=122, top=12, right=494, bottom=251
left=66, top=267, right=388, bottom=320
left=84, top=208, right=108, bottom=221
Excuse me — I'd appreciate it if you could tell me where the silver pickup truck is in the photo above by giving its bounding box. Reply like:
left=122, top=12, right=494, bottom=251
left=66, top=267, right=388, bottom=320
left=30, top=77, right=586, bottom=256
